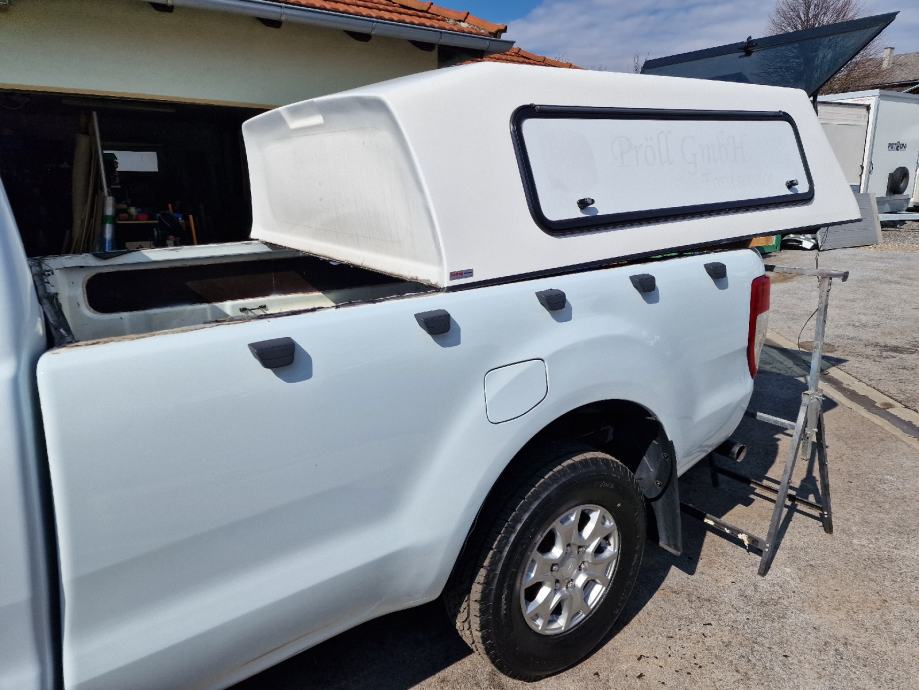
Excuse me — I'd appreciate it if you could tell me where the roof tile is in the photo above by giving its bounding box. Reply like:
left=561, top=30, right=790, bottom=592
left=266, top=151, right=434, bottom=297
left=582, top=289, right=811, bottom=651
left=874, top=51, right=919, bottom=88
left=428, top=4, right=469, bottom=22
left=463, top=14, right=507, bottom=35
left=473, top=47, right=579, bottom=69
left=278, top=0, right=506, bottom=38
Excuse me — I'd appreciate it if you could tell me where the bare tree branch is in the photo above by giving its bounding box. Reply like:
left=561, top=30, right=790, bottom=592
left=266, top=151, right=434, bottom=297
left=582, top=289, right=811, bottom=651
left=632, top=52, right=647, bottom=74
left=767, top=0, right=881, bottom=93
left=768, top=0, right=862, bottom=33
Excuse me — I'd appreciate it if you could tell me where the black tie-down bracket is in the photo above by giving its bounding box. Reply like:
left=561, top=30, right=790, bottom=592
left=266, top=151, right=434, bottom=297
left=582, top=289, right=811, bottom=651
left=680, top=264, right=848, bottom=576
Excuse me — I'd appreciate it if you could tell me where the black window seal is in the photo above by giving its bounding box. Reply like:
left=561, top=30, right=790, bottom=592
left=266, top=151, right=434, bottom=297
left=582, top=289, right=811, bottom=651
left=510, top=104, right=816, bottom=236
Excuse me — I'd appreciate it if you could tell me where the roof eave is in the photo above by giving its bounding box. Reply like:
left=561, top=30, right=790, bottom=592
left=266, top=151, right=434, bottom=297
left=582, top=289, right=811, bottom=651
left=160, top=0, right=515, bottom=53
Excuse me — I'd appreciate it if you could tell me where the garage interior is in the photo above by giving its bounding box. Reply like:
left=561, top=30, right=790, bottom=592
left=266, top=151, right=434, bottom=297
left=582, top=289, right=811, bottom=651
left=0, top=90, right=262, bottom=257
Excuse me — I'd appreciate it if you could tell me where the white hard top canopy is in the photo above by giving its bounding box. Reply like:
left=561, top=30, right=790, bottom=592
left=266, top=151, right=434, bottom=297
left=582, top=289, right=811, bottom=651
left=244, top=63, right=858, bottom=287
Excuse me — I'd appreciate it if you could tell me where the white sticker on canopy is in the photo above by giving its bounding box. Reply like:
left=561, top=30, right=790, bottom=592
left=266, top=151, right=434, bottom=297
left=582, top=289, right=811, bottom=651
left=521, top=115, right=810, bottom=224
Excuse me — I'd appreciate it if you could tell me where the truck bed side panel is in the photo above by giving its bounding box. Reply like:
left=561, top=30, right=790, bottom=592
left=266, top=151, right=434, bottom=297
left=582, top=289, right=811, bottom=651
left=36, top=249, right=761, bottom=689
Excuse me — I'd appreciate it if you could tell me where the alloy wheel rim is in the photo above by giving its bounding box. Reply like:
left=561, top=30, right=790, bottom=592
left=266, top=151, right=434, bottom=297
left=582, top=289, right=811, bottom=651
left=519, top=503, right=620, bottom=635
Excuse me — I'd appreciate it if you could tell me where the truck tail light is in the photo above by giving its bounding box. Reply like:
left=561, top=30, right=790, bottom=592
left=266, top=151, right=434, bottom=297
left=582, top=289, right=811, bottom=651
left=747, top=275, right=771, bottom=377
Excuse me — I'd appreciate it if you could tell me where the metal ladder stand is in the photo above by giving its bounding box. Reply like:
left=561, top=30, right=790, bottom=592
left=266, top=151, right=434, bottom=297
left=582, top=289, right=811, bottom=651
left=682, top=264, right=848, bottom=576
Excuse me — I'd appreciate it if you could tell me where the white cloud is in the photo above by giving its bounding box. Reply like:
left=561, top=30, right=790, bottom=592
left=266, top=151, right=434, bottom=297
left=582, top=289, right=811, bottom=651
left=506, top=0, right=918, bottom=72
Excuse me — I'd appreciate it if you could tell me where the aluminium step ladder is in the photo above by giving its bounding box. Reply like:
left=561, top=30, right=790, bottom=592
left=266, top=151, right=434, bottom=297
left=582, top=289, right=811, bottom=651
left=681, top=264, right=847, bottom=576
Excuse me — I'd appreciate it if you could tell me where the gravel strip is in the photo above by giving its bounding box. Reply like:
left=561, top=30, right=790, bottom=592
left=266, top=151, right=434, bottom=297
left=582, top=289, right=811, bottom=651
left=876, top=220, right=919, bottom=251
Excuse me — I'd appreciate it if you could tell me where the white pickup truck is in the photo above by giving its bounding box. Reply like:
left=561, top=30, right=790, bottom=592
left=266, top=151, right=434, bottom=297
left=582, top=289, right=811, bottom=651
left=2, top=64, right=857, bottom=689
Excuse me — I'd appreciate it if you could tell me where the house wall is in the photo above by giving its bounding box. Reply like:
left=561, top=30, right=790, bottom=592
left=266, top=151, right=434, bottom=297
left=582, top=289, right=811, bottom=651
left=0, top=0, right=437, bottom=108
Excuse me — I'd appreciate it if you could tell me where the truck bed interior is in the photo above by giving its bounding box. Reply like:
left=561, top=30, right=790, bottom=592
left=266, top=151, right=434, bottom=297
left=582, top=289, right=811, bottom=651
left=30, top=242, right=432, bottom=345
left=2, top=94, right=435, bottom=347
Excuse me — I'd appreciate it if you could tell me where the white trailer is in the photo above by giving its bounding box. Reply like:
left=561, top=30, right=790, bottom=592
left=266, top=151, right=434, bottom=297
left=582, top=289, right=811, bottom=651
left=819, top=90, right=919, bottom=212
left=816, top=101, right=869, bottom=187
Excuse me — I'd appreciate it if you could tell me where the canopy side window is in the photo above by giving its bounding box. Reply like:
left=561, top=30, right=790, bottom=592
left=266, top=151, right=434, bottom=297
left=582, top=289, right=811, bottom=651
left=511, top=106, right=814, bottom=235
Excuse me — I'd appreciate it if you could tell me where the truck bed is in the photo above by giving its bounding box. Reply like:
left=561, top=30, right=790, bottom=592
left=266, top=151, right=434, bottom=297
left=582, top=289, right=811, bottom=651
left=33, top=247, right=763, bottom=689
left=29, top=241, right=432, bottom=345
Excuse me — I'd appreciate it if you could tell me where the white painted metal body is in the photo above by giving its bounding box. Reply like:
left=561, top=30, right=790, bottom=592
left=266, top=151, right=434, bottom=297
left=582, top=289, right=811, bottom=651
left=28, top=245, right=762, bottom=689
left=820, top=90, right=919, bottom=208
left=0, top=184, right=54, bottom=690
left=245, top=63, right=859, bottom=287
left=0, top=66, right=864, bottom=690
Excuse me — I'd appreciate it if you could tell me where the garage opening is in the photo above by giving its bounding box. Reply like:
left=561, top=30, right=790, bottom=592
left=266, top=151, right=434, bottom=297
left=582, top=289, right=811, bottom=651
left=0, top=91, right=261, bottom=256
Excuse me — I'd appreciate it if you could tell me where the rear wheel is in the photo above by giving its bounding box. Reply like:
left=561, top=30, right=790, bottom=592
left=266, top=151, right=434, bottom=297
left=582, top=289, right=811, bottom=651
left=446, top=443, right=645, bottom=680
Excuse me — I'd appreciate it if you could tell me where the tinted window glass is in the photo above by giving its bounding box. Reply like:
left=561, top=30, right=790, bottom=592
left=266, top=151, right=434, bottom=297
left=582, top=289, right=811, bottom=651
left=642, top=14, right=896, bottom=96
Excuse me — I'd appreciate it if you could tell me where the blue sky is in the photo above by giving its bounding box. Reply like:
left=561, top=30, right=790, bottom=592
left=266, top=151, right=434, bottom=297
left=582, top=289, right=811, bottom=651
left=460, top=1, right=918, bottom=72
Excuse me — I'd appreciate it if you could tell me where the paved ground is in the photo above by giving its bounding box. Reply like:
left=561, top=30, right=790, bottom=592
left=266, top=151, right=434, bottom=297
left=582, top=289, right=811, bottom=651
left=766, top=225, right=919, bottom=412
left=236, top=333, right=919, bottom=687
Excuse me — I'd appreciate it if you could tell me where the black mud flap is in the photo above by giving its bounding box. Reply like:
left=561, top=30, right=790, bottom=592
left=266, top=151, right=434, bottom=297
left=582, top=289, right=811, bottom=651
left=634, top=436, right=682, bottom=556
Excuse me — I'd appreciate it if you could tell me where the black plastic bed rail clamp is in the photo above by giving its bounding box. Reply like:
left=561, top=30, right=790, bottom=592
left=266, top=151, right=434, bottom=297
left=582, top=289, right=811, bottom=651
left=630, top=273, right=656, bottom=294
left=249, top=337, right=295, bottom=369
left=704, top=261, right=727, bottom=281
left=415, top=309, right=451, bottom=336
left=536, top=288, right=567, bottom=312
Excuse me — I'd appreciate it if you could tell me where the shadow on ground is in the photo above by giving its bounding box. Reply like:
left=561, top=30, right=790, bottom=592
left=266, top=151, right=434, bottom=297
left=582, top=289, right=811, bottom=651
left=615, top=344, right=839, bottom=635
left=234, top=345, right=835, bottom=689
left=232, top=600, right=471, bottom=690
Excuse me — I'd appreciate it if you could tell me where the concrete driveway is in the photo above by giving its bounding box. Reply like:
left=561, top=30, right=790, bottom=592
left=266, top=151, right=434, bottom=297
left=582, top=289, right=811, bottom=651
left=235, top=337, right=918, bottom=687
left=766, top=228, right=919, bottom=413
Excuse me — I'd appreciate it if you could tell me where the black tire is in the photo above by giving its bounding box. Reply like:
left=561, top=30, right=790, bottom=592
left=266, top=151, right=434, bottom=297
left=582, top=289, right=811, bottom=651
left=445, top=442, right=645, bottom=680
left=887, top=166, right=910, bottom=195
